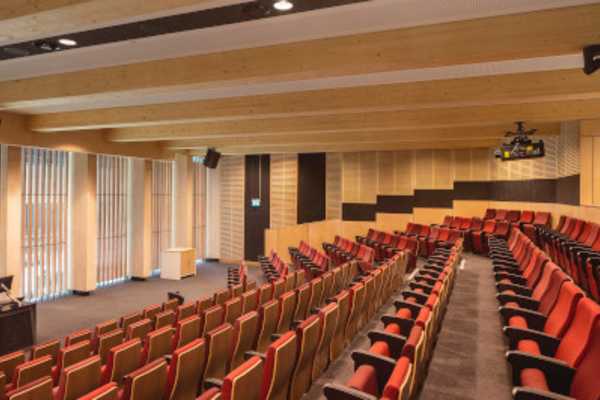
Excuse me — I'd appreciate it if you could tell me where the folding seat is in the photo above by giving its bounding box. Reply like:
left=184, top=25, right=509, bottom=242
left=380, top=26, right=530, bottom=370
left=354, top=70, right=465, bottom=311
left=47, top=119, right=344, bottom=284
left=308, top=277, right=324, bottom=313
left=257, top=283, right=273, bottom=306
left=197, top=296, right=215, bottom=314
left=52, top=340, right=93, bottom=383
left=126, top=319, right=153, bottom=341
left=292, top=283, right=311, bottom=323
left=345, top=283, right=366, bottom=340
left=255, top=300, right=280, bottom=353
left=143, top=304, right=162, bottom=322
left=173, top=315, right=202, bottom=350
left=271, top=278, right=286, bottom=299
left=229, top=311, right=259, bottom=370
left=5, top=356, right=52, bottom=392
left=288, top=315, right=321, bottom=400
left=164, top=338, right=207, bottom=400
left=506, top=210, right=521, bottom=223
left=5, top=377, right=53, bottom=400
left=329, top=290, right=351, bottom=361
left=142, top=326, right=174, bottom=364
left=79, top=383, right=119, bottom=400
left=494, top=209, right=508, bottom=221
left=512, top=210, right=534, bottom=230
left=275, top=291, right=296, bottom=335
left=439, top=215, right=453, bottom=227
left=97, top=329, right=124, bottom=365
left=94, top=320, right=120, bottom=342
left=284, top=274, right=295, bottom=293
left=561, top=223, right=600, bottom=285
left=31, top=339, right=60, bottom=366
left=241, top=289, right=258, bottom=314
left=176, top=303, right=197, bottom=322
left=230, top=284, right=243, bottom=298
left=585, top=257, right=600, bottom=302
left=53, top=356, right=102, bottom=400
left=471, top=219, right=497, bottom=254
left=201, top=305, right=225, bottom=336
left=245, top=280, right=257, bottom=291
left=320, top=271, right=335, bottom=302
left=120, top=313, right=142, bottom=333
left=223, top=297, right=242, bottom=325
left=506, top=298, right=600, bottom=399
left=65, top=329, right=92, bottom=347
left=295, top=269, right=306, bottom=287
left=220, top=356, right=263, bottom=400
left=214, top=289, right=231, bottom=306
left=362, top=275, right=377, bottom=322
left=312, top=303, right=339, bottom=380
left=101, top=338, right=142, bottom=385
left=121, top=359, right=168, bottom=400
left=155, top=310, right=176, bottom=329
left=163, top=298, right=180, bottom=313
left=484, top=208, right=496, bottom=220
left=202, top=324, right=233, bottom=388
left=259, top=332, right=298, bottom=400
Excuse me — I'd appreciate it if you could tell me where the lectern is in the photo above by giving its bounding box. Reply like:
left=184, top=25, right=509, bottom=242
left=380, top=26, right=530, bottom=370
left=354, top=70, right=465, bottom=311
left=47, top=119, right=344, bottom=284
left=0, top=276, right=36, bottom=355
left=160, top=248, right=196, bottom=280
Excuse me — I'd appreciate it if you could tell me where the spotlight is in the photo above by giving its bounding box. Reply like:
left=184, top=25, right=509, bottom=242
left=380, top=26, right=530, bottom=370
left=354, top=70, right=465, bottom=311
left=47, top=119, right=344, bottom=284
left=58, top=38, right=78, bottom=47
left=273, top=0, right=294, bottom=11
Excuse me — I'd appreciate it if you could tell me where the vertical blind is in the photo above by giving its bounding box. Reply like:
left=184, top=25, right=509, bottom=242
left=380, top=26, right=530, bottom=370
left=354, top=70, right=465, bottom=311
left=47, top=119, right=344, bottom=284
left=152, top=160, right=173, bottom=268
left=97, top=155, right=128, bottom=286
left=192, top=161, right=206, bottom=260
left=22, top=148, right=69, bottom=301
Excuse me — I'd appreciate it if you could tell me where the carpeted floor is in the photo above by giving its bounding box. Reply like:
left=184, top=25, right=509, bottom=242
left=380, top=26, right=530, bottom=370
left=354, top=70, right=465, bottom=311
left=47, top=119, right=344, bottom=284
left=35, top=262, right=264, bottom=344
left=307, top=253, right=512, bottom=400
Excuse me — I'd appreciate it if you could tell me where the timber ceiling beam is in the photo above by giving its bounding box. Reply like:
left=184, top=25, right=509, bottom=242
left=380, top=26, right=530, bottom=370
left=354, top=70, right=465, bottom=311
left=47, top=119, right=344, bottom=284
left=1, top=4, right=599, bottom=109
left=29, top=69, right=600, bottom=132
left=0, top=0, right=221, bottom=46
left=105, top=99, right=600, bottom=142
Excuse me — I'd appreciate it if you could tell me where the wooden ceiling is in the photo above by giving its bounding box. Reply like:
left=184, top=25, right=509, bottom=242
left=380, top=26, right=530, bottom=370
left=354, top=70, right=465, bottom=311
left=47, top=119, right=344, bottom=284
left=1, top=0, right=599, bottom=155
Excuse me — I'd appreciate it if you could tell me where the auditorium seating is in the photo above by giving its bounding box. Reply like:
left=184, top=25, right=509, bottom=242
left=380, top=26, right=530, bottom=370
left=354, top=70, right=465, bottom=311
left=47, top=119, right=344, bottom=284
left=323, top=236, right=375, bottom=273
left=258, top=251, right=289, bottom=282
left=289, top=241, right=330, bottom=277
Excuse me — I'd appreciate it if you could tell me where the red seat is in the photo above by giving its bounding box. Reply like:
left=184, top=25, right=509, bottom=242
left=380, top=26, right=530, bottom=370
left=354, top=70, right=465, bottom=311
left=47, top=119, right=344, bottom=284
left=260, top=332, right=297, bottom=400
left=164, top=339, right=207, bottom=400
left=221, top=356, right=263, bottom=400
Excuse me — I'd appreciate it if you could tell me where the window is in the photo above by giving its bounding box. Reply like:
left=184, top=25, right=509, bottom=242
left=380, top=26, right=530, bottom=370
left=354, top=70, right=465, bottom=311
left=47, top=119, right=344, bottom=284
left=22, top=148, right=69, bottom=301
left=152, top=160, right=173, bottom=268
left=97, top=155, right=128, bottom=285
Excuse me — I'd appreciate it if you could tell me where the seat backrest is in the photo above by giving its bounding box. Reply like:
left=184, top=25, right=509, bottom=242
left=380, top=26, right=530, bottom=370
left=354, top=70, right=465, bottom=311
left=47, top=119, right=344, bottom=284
left=533, top=211, right=551, bottom=226
left=154, top=310, right=176, bottom=330
left=120, top=313, right=142, bottom=332
left=483, top=208, right=496, bottom=220
left=255, top=300, right=280, bottom=353
left=78, top=383, right=119, bottom=400
left=381, top=356, right=412, bottom=400
left=224, top=297, right=243, bottom=325
left=143, top=304, right=162, bottom=322
left=482, top=220, right=496, bottom=234
left=241, top=289, right=258, bottom=314
left=261, top=332, right=298, bottom=400
left=222, top=357, right=263, bottom=400
left=308, top=278, right=324, bottom=311
left=0, top=351, right=26, bottom=385
left=174, top=315, right=201, bottom=350
left=65, top=329, right=92, bottom=347
left=470, top=218, right=483, bottom=230
left=258, top=284, right=274, bottom=306
left=204, top=323, right=233, bottom=382
left=569, top=310, right=600, bottom=400
left=418, top=225, right=430, bottom=237
left=13, top=355, right=52, bottom=389
left=202, top=305, right=225, bottom=336
left=31, top=340, right=60, bottom=365
left=289, top=316, right=322, bottom=400
left=94, top=320, right=119, bottom=339
left=321, top=271, right=335, bottom=300
left=555, top=298, right=600, bottom=367
left=214, top=289, right=231, bottom=306
left=121, top=359, right=167, bottom=400
left=494, top=221, right=510, bottom=236
left=127, top=318, right=153, bottom=341
left=330, top=290, right=351, bottom=360
left=544, top=281, right=584, bottom=338
left=494, top=209, right=508, bottom=221
left=312, top=303, right=339, bottom=379
left=143, top=326, right=174, bottom=364
left=57, top=340, right=92, bottom=375
left=163, top=298, right=179, bottom=313
left=97, top=329, right=124, bottom=365
left=104, top=339, right=142, bottom=385
left=520, top=210, right=534, bottom=224
left=276, top=291, right=297, bottom=335
left=7, top=377, right=53, bottom=400
left=176, top=303, right=196, bottom=322
left=506, top=210, right=521, bottom=223
left=293, top=284, right=311, bottom=322
left=537, top=267, right=570, bottom=315
left=165, top=338, right=206, bottom=400
left=55, top=356, right=102, bottom=400
left=272, top=279, right=286, bottom=299
left=196, top=296, right=215, bottom=314
left=295, top=269, right=306, bottom=287
left=229, top=311, right=259, bottom=370
left=569, top=219, right=586, bottom=241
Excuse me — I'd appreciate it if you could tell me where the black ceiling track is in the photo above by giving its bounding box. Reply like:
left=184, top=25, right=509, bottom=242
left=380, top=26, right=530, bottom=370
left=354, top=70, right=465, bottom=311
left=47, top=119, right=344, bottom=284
left=0, top=0, right=368, bottom=62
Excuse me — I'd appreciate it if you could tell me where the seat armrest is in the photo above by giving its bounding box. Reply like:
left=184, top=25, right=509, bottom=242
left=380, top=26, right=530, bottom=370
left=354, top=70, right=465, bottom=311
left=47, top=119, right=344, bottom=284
left=203, top=378, right=224, bottom=391
left=245, top=351, right=266, bottom=361
left=367, top=330, right=407, bottom=360
left=513, top=387, right=575, bottom=400
left=496, top=283, right=532, bottom=297
left=400, top=290, right=429, bottom=305
left=500, top=307, right=547, bottom=331
left=351, top=350, right=396, bottom=393
left=497, top=293, right=538, bottom=309
left=270, top=334, right=282, bottom=341
left=323, top=383, right=379, bottom=400
left=495, top=272, right=526, bottom=286
left=408, top=282, right=433, bottom=293
left=503, top=327, right=559, bottom=356
left=506, top=351, right=574, bottom=395
left=413, top=276, right=437, bottom=286
left=393, top=300, right=424, bottom=315
left=381, top=315, right=415, bottom=337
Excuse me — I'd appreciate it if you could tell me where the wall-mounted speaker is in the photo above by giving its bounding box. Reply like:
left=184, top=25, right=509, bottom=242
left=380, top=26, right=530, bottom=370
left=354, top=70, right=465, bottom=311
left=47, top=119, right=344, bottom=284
left=203, top=148, right=221, bottom=169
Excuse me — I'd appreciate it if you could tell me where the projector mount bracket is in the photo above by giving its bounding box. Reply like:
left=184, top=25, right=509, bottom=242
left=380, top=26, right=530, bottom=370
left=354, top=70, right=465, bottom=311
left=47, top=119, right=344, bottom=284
left=584, top=45, right=600, bottom=75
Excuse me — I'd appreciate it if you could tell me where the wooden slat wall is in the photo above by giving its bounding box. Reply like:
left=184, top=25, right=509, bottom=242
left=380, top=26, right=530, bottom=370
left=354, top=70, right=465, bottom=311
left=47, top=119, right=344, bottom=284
left=151, top=160, right=173, bottom=268
left=193, top=161, right=207, bottom=260
left=342, top=152, right=377, bottom=203
left=97, top=155, right=128, bottom=285
left=21, top=147, right=69, bottom=301
left=270, top=154, right=297, bottom=229
left=219, top=155, right=245, bottom=260
left=326, top=152, right=342, bottom=220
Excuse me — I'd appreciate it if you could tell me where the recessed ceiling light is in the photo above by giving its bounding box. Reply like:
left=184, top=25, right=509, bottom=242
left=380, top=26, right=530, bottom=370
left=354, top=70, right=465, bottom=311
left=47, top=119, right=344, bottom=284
left=58, top=38, right=77, bottom=47
left=273, top=0, right=293, bottom=11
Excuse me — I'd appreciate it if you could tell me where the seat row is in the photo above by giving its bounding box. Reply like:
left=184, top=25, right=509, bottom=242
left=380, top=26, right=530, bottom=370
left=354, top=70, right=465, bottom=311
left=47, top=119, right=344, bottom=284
left=258, top=251, right=289, bottom=282
left=196, top=248, right=408, bottom=400
left=537, top=215, right=600, bottom=302
left=483, top=208, right=552, bottom=228
left=323, top=237, right=375, bottom=273
left=398, top=223, right=464, bottom=258
left=488, top=229, right=600, bottom=400
left=323, top=240, right=464, bottom=400
left=355, top=229, right=419, bottom=272
left=226, top=262, right=248, bottom=289
left=288, top=241, right=331, bottom=278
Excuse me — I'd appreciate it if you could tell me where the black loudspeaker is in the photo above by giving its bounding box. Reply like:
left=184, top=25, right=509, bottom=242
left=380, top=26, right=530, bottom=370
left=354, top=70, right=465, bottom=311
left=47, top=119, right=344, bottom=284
left=583, top=45, right=600, bottom=75
left=203, top=148, right=221, bottom=169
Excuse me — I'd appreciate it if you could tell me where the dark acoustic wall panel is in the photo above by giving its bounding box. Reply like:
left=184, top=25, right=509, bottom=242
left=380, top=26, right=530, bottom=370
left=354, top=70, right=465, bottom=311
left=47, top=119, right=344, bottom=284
left=556, top=175, right=580, bottom=206
left=453, top=181, right=491, bottom=200
left=376, top=195, right=414, bottom=213
left=342, top=204, right=376, bottom=221
left=414, top=189, right=454, bottom=208
left=244, top=155, right=270, bottom=261
left=297, top=153, right=326, bottom=224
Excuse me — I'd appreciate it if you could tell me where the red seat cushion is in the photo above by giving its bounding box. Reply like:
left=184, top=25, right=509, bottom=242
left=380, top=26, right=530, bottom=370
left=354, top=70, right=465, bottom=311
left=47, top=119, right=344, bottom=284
left=517, top=339, right=541, bottom=355
left=347, top=365, right=378, bottom=396
left=508, top=316, right=528, bottom=329
left=381, top=357, right=411, bottom=400
left=520, top=368, right=550, bottom=392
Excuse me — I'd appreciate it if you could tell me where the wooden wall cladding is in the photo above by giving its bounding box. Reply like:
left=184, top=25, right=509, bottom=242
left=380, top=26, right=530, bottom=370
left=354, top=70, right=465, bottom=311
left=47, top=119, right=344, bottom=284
left=270, top=154, right=298, bottom=229
left=219, top=155, right=245, bottom=261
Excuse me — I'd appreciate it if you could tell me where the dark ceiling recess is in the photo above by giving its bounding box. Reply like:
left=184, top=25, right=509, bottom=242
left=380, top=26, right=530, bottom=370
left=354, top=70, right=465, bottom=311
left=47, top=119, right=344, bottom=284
left=0, top=0, right=368, bottom=62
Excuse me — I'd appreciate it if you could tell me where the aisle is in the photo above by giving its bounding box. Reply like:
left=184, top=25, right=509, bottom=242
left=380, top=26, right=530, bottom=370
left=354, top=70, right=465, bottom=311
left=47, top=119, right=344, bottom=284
left=418, top=254, right=512, bottom=400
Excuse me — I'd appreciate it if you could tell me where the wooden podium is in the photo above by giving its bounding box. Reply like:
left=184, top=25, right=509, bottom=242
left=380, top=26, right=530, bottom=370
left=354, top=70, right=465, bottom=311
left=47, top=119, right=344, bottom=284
left=160, top=248, right=196, bottom=280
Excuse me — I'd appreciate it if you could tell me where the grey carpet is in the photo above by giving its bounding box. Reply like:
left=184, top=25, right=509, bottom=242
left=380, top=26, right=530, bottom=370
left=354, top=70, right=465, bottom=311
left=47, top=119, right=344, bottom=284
left=35, top=262, right=264, bottom=344
left=307, top=253, right=512, bottom=400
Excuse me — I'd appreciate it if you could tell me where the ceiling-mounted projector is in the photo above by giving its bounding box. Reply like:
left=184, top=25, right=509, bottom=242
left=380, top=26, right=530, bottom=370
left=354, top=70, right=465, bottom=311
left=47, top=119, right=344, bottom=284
left=494, top=122, right=545, bottom=162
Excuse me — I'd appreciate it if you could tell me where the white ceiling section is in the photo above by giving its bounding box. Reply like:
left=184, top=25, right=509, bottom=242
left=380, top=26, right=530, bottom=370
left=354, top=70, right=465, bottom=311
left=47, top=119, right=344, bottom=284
left=8, top=54, right=584, bottom=114
left=0, top=0, right=596, bottom=82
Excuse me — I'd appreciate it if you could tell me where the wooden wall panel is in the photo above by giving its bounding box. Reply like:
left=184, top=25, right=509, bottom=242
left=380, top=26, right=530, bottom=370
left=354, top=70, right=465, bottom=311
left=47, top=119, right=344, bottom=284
left=414, top=150, right=434, bottom=189
left=471, top=148, right=491, bottom=181
left=594, top=139, right=600, bottom=205
left=270, top=154, right=297, bottom=229
left=377, top=152, right=395, bottom=196
left=342, top=152, right=360, bottom=203
left=326, top=153, right=342, bottom=220
left=220, top=155, right=245, bottom=261
left=433, top=149, right=453, bottom=189
left=393, top=151, right=414, bottom=195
